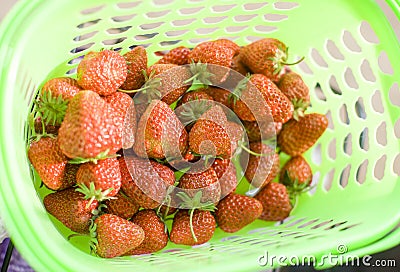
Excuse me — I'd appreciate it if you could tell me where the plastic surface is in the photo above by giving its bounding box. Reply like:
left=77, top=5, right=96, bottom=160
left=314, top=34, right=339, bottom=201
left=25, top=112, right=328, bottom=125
left=0, top=0, right=399, bottom=271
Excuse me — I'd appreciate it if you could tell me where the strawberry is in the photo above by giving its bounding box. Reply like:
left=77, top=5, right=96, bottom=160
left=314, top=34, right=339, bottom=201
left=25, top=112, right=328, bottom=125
left=76, top=158, right=121, bottom=200
left=177, top=167, right=221, bottom=205
left=231, top=54, right=250, bottom=76
left=277, top=113, right=328, bottom=156
left=119, top=156, right=175, bottom=209
left=215, top=193, right=263, bottom=233
left=156, top=46, right=191, bottom=65
left=94, top=214, right=145, bottom=258
left=77, top=50, right=127, bottom=96
left=170, top=209, right=216, bottom=246
left=240, top=38, right=302, bottom=82
left=231, top=74, right=293, bottom=123
left=103, top=92, right=137, bottom=149
left=243, top=120, right=282, bottom=142
left=277, top=71, right=310, bottom=120
left=125, top=209, right=168, bottom=255
left=33, top=116, right=60, bottom=136
left=178, top=90, right=213, bottom=106
left=133, top=100, right=188, bottom=159
left=41, top=77, right=81, bottom=101
left=104, top=191, right=140, bottom=220
left=227, top=121, right=244, bottom=156
left=201, top=86, right=233, bottom=109
left=120, top=46, right=148, bottom=90
left=242, top=142, right=280, bottom=189
left=280, top=156, right=313, bottom=186
left=58, top=90, right=122, bottom=159
left=189, top=105, right=231, bottom=159
left=28, top=137, right=74, bottom=191
left=212, top=159, right=237, bottom=197
left=43, top=188, right=98, bottom=233
left=254, top=182, right=292, bottom=221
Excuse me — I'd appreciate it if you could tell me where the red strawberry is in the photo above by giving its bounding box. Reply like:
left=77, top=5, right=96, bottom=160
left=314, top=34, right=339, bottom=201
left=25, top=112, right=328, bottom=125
left=189, top=105, right=231, bottom=159
left=103, top=92, right=137, bottom=149
left=170, top=209, right=216, bottom=246
left=231, top=54, right=250, bottom=76
left=120, top=46, right=148, bottom=90
left=177, top=167, right=221, bottom=205
left=133, top=100, right=188, bottom=159
left=240, top=38, right=302, bottom=82
left=156, top=46, right=191, bottom=65
left=76, top=158, right=122, bottom=199
left=277, top=113, right=328, bottom=156
left=231, top=74, right=293, bottom=123
left=28, top=137, right=74, bottom=191
left=227, top=121, right=244, bottom=156
left=254, top=182, right=292, bottom=221
left=242, top=142, right=280, bottom=189
left=243, top=120, right=282, bottom=142
left=94, top=214, right=144, bottom=258
left=178, top=90, right=213, bottom=106
left=280, top=156, right=313, bottom=186
left=119, top=156, right=175, bottom=209
left=125, top=209, right=168, bottom=255
left=77, top=50, right=127, bottom=96
left=202, top=86, right=233, bottom=109
left=41, top=77, right=81, bottom=101
left=104, top=192, right=140, bottom=220
left=58, top=90, right=122, bottom=159
left=43, top=188, right=98, bottom=233
left=212, top=159, right=237, bottom=197
left=277, top=71, right=310, bottom=120
left=215, top=193, right=263, bottom=233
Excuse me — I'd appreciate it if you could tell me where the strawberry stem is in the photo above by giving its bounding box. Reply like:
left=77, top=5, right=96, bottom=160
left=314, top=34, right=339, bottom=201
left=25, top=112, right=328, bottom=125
left=69, top=150, right=119, bottom=165
left=281, top=56, right=305, bottom=66
left=188, top=208, right=198, bottom=243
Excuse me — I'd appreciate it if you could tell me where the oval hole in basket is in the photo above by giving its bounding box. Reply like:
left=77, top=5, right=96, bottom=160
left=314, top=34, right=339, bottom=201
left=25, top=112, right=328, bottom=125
left=374, top=155, right=386, bottom=181
left=329, top=75, right=342, bottom=95
left=66, top=67, right=77, bottom=75
left=160, top=40, right=181, bottom=46
left=116, top=1, right=141, bottom=9
left=311, top=219, right=333, bottom=229
left=171, top=18, right=196, bottom=27
left=389, top=82, right=400, bottom=107
left=243, top=2, right=268, bottom=11
left=378, top=51, right=394, bottom=75
left=339, top=164, right=351, bottom=188
left=273, top=1, right=299, bottom=10
left=77, top=19, right=101, bottom=29
left=325, top=110, right=334, bottom=130
left=313, top=83, right=327, bottom=102
left=140, top=22, right=164, bottom=30
left=326, top=39, right=344, bottom=61
left=106, top=26, right=132, bottom=34
left=342, top=30, right=361, bottom=53
left=360, top=59, right=376, bottom=82
left=70, top=42, right=95, bottom=53
left=220, top=235, right=241, bottom=242
left=323, top=169, right=335, bottom=191
left=188, top=37, right=211, bottom=45
left=80, top=5, right=105, bottom=15
left=203, top=16, right=228, bottom=24
left=376, top=121, right=387, bottom=146
left=73, top=31, right=98, bottom=42
left=263, top=13, right=288, bottom=22
left=211, top=4, right=237, bottom=13
left=195, top=27, right=219, bottom=35
left=343, top=133, right=352, bottom=156
left=324, top=221, right=347, bottom=230
left=153, top=0, right=173, bottom=5
left=359, top=21, right=380, bottom=44
left=281, top=231, right=301, bottom=237
left=165, top=29, right=189, bottom=37
left=359, top=127, right=369, bottom=151
left=179, top=6, right=205, bottom=15
left=311, top=143, right=322, bottom=165
left=311, top=48, right=328, bottom=68
left=339, top=223, right=361, bottom=232
left=328, top=138, right=336, bottom=160
left=254, top=25, right=278, bottom=34
left=308, top=171, right=320, bottom=195
left=226, top=26, right=248, bottom=34
left=344, top=67, right=359, bottom=89
left=233, top=14, right=257, bottom=23
left=284, top=217, right=306, bottom=227
left=112, top=14, right=137, bottom=22
left=339, top=104, right=350, bottom=125
left=356, top=159, right=368, bottom=184
left=298, top=219, right=319, bottom=229
left=393, top=154, right=400, bottom=176
left=395, top=118, right=400, bottom=139
left=146, top=10, right=171, bottom=19
left=355, top=97, right=367, bottom=119
left=134, top=33, right=158, bottom=41
left=102, top=37, right=127, bottom=46
left=371, top=90, right=384, bottom=113
left=297, top=60, right=314, bottom=75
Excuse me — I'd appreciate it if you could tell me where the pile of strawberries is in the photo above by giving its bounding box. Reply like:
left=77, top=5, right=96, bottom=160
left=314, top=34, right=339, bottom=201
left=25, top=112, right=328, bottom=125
left=27, top=37, right=328, bottom=258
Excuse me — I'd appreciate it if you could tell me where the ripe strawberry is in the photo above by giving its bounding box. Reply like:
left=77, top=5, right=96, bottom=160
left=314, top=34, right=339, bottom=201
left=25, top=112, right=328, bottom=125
left=280, top=156, right=313, bottom=186
left=58, top=90, right=122, bottom=159
left=133, top=100, right=188, bottom=159
left=277, top=113, right=328, bottom=156
left=227, top=121, right=244, bottom=156
left=76, top=157, right=121, bottom=199
left=120, top=46, right=148, bottom=90
left=212, top=159, right=237, bottom=197
left=277, top=71, right=310, bottom=120
left=189, top=105, right=232, bottom=159
left=156, top=46, right=191, bottom=65
left=41, top=77, right=81, bottom=101
left=215, top=193, right=263, bottom=233
left=254, top=182, right=292, bottom=221
left=94, top=214, right=145, bottom=258
left=231, top=54, right=250, bottom=76
left=104, top=191, right=140, bottom=220
left=125, top=209, right=168, bottom=255
left=119, top=156, right=175, bottom=209
left=28, top=137, right=74, bottom=191
left=202, top=86, right=233, bottom=109
left=178, top=90, right=213, bottom=106
left=170, top=209, right=216, bottom=246
left=240, top=38, right=302, bottom=82
left=231, top=74, right=293, bottom=123
left=242, top=142, right=280, bottom=189
left=103, top=92, right=137, bottom=149
left=243, top=120, right=282, bottom=142
left=43, top=188, right=98, bottom=233
left=178, top=167, right=221, bottom=205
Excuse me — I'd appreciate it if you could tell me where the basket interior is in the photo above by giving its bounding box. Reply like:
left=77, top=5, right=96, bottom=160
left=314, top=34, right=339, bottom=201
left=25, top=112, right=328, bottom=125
left=0, top=0, right=399, bottom=271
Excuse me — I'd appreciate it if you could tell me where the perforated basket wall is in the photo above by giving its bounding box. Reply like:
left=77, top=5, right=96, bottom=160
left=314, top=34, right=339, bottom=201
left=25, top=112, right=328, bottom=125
left=0, top=0, right=399, bottom=271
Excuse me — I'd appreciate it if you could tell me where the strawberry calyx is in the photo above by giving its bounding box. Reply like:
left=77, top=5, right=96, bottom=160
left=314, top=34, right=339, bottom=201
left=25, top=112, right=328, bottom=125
left=291, top=98, right=310, bottom=121
left=88, top=219, right=99, bottom=255
left=28, top=113, right=56, bottom=142
left=156, top=181, right=179, bottom=222
left=119, top=70, right=162, bottom=101
left=178, top=99, right=213, bottom=126
left=184, top=61, right=213, bottom=86
left=69, top=149, right=119, bottom=165
left=282, top=170, right=313, bottom=206
left=75, top=182, right=116, bottom=208
left=35, top=90, right=68, bottom=126
left=228, top=73, right=251, bottom=105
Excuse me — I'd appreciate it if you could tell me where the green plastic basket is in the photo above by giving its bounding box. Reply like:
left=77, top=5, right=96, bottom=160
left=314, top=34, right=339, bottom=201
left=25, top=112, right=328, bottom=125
left=0, top=0, right=399, bottom=271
